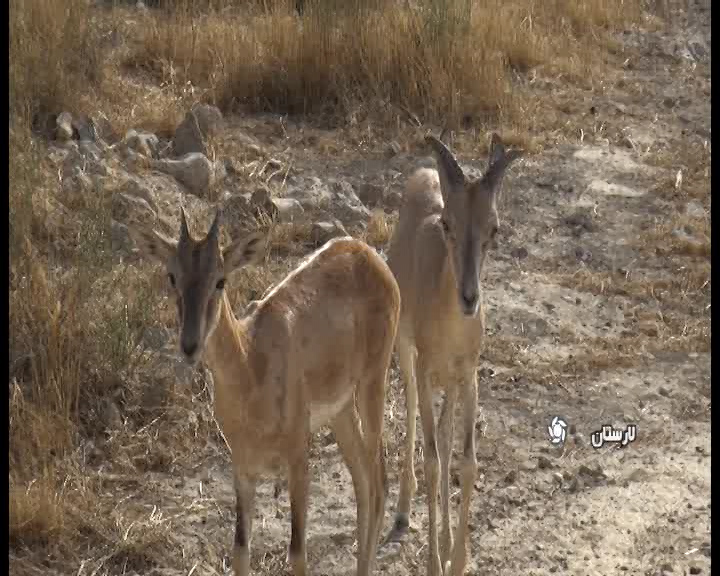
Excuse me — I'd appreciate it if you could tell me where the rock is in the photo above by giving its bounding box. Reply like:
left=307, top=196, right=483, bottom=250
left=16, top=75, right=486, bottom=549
left=537, top=455, right=553, bottom=470
left=141, top=326, right=172, bottom=350
left=56, top=112, right=74, bottom=141
left=331, top=181, right=371, bottom=222
left=152, top=153, right=215, bottom=196
left=685, top=201, right=706, bottom=218
left=111, top=219, right=133, bottom=256
left=172, top=104, right=223, bottom=159
left=574, top=246, right=592, bottom=263
left=386, top=141, right=401, bottom=158
left=104, top=400, right=123, bottom=430
left=271, top=198, right=304, bottom=222
left=72, top=116, right=97, bottom=143
left=112, top=192, right=158, bottom=228
left=62, top=168, right=94, bottom=200
left=173, top=111, right=206, bottom=157
left=511, top=246, right=528, bottom=260
left=125, top=129, right=159, bottom=158
left=358, top=183, right=384, bottom=208
left=191, top=103, right=223, bottom=138
left=384, top=189, right=403, bottom=210
left=220, top=194, right=259, bottom=238
left=93, top=113, right=120, bottom=145
left=122, top=179, right=158, bottom=212
left=311, top=220, right=347, bottom=246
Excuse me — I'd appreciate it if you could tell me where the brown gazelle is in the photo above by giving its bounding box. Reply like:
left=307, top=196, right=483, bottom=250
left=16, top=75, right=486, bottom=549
left=383, top=134, right=523, bottom=575
left=128, top=209, right=400, bottom=576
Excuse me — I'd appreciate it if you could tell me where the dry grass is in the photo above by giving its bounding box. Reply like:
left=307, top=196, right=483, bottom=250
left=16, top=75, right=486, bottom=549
left=131, top=0, right=640, bottom=129
left=363, top=209, right=395, bottom=248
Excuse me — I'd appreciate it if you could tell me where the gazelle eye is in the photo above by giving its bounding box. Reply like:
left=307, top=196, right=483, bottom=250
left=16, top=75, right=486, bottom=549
left=216, top=278, right=226, bottom=291
left=168, top=273, right=176, bottom=287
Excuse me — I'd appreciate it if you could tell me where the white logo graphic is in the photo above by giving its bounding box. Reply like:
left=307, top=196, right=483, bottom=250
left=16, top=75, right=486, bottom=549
left=548, top=416, right=568, bottom=445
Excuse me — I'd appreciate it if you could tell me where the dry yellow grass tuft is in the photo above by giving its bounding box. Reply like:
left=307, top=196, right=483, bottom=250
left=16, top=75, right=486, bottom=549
left=132, top=0, right=640, bottom=129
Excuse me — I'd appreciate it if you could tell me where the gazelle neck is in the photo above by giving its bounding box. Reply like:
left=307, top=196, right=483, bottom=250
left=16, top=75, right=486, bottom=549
left=203, top=292, right=250, bottom=381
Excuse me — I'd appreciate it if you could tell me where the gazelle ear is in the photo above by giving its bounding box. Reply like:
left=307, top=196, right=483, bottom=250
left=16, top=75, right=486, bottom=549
left=222, top=231, right=268, bottom=273
left=426, top=135, right=465, bottom=201
left=127, top=225, right=177, bottom=264
left=484, top=133, right=524, bottom=198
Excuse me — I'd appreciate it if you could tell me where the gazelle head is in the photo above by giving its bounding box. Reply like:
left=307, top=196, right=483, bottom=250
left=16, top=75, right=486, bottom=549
left=129, top=209, right=267, bottom=364
left=426, top=133, right=523, bottom=316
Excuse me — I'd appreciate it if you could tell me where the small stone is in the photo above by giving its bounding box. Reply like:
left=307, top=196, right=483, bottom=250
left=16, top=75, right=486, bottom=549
left=384, top=190, right=403, bottom=210
left=56, top=112, right=74, bottom=141
left=125, top=129, right=159, bottom=158
left=358, top=183, right=384, bottom=208
left=658, top=386, right=671, bottom=397
left=504, top=470, right=517, bottom=484
left=537, top=455, right=553, bottom=470
left=152, top=153, right=216, bottom=196
left=271, top=197, right=304, bottom=222
left=511, top=246, right=528, bottom=260
left=552, top=472, right=564, bottom=484
left=386, top=141, right=401, bottom=158
left=689, top=567, right=701, bottom=575
left=311, top=220, right=347, bottom=246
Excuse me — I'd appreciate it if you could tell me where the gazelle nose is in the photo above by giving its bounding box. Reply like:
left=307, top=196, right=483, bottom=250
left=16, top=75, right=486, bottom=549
left=462, top=293, right=478, bottom=309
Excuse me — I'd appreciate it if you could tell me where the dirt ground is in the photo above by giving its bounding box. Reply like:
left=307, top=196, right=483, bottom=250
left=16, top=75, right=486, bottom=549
left=10, top=1, right=710, bottom=575
left=144, top=4, right=710, bottom=576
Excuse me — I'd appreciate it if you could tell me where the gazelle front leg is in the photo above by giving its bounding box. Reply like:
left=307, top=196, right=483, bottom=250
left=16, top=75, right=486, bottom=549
left=449, top=367, right=478, bottom=576
left=387, top=340, right=418, bottom=544
left=417, top=363, right=443, bottom=576
left=438, top=384, right=458, bottom=572
left=287, top=445, right=311, bottom=576
left=233, top=475, right=257, bottom=576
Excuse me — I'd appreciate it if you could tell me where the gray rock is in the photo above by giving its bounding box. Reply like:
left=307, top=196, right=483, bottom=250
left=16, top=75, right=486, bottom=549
left=191, top=103, right=223, bottom=137
left=384, top=189, right=403, bottom=210
left=358, top=183, right=384, bottom=208
left=72, top=116, right=97, bottom=143
left=125, top=129, right=159, bottom=158
left=685, top=201, right=706, bottom=218
left=93, top=113, right=120, bottom=145
left=56, top=112, right=74, bottom=141
left=111, top=219, right=133, bottom=255
left=112, top=192, right=158, bottom=228
left=332, top=181, right=371, bottom=222
left=272, top=197, right=304, bottom=222
left=122, top=179, right=158, bottom=212
left=311, top=220, right=348, bottom=246
left=173, top=111, right=206, bottom=157
left=152, top=153, right=215, bottom=196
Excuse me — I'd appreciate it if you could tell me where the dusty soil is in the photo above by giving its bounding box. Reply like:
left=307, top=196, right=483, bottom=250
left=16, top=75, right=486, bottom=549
left=16, top=2, right=709, bottom=576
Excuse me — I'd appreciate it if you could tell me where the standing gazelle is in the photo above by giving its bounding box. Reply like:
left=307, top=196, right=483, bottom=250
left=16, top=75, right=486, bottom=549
left=383, top=134, right=523, bottom=575
left=128, top=209, right=400, bottom=576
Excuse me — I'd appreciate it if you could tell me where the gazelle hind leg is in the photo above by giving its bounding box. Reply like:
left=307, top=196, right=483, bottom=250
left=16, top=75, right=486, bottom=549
left=386, top=338, right=418, bottom=544
left=332, top=407, right=370, bottom=573
left=357, top=361, right=390, bottom=574
left=450, top=369, right=478, bottom=576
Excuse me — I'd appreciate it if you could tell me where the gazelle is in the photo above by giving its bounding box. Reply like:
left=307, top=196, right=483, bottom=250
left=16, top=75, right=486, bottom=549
left=383, top=134, right=523, bottom=575
left=128, top=209, right=400, bottom=576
